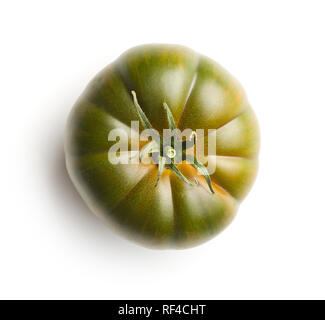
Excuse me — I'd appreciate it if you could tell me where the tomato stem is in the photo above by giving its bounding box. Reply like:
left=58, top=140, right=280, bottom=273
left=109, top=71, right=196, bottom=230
left=131, top=91, right=214, bottom=193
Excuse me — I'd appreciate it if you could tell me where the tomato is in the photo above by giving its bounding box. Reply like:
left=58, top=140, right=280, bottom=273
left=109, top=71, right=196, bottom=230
left=64, top=44, right=260, bottom=249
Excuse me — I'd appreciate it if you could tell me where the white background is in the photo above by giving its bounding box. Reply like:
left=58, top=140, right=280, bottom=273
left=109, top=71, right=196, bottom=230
left=1, top=0, right=325, bottom=300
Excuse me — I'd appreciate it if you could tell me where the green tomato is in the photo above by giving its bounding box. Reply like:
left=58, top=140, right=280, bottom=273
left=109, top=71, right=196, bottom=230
left=64, top=44, right=260, bottom=249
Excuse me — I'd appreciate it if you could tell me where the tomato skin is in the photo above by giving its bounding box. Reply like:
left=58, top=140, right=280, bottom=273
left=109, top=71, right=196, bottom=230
left=65, top=44, right=260, bottom=249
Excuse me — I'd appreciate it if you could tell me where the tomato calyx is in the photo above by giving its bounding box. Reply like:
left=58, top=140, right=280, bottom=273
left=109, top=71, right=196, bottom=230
left=131, top=91, right=215, bottom=194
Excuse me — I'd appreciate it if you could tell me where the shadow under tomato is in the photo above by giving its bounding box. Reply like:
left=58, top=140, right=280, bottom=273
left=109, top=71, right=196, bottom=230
left=51, top=140, right=146, bottom=254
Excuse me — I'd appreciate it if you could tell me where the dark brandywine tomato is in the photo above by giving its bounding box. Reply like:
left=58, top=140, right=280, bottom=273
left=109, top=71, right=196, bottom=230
left=64, top=44, right=260, bottom=249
